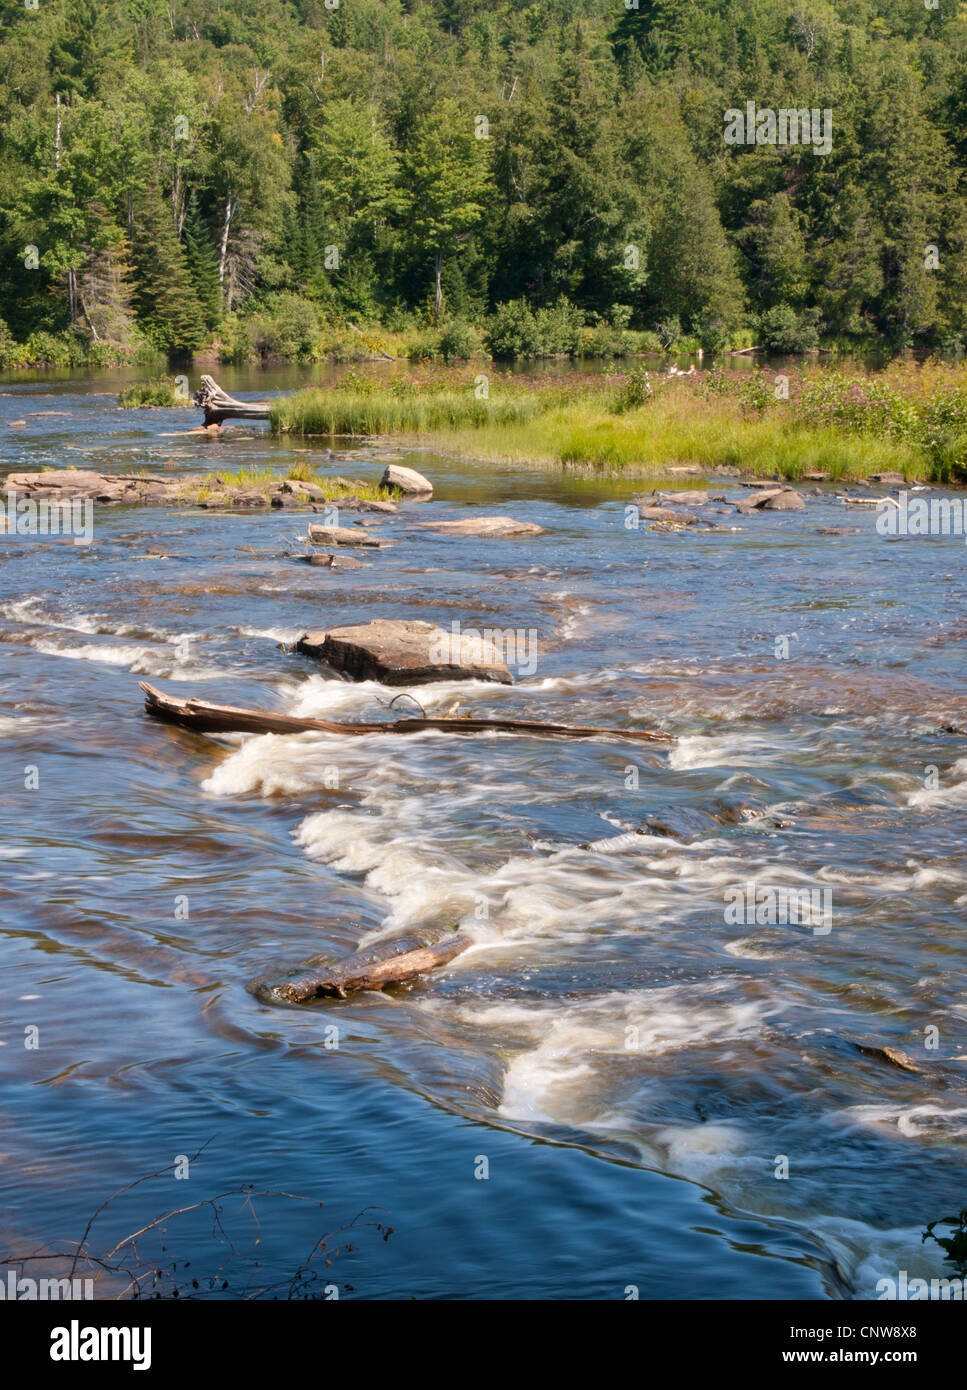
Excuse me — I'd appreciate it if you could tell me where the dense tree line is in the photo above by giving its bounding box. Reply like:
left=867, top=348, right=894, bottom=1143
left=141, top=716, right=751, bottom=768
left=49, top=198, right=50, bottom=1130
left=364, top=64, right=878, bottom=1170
left=1, top=0, right=967, bottom=361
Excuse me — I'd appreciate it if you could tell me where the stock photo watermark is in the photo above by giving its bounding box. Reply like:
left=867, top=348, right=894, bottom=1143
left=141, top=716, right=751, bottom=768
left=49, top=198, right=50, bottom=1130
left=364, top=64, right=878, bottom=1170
left=428, top=619, right=538, bottom=678
left=877, top=491, right=967, bottom=542
left=1, top=490, right=93, bottom=544
left=724, top=880, right=833, bottom=934
left=724, top=101, right=833, bottom=155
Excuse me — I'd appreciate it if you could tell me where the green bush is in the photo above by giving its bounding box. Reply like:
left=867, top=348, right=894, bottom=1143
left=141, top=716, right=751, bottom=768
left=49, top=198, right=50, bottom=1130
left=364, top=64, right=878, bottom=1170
left=611, top=366, right=656, bottom=412
left=436, top=318, right=480, bottom=362
left=757, top=304, right=821, bottom=353
left=485, top=300, right=542, bottom=359
left=535, top=298, right=584, bottom=356
left=118, top=376, right=190, bottom=407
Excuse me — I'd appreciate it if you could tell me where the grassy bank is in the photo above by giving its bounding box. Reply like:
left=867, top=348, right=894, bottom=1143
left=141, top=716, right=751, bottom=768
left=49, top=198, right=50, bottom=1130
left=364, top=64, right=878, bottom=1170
left=270, top=363, right=967, bottom=483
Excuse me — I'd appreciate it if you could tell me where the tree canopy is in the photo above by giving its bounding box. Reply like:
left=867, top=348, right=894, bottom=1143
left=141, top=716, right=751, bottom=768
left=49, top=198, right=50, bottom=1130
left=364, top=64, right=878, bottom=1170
left=1, top=0, right=966, bottom=356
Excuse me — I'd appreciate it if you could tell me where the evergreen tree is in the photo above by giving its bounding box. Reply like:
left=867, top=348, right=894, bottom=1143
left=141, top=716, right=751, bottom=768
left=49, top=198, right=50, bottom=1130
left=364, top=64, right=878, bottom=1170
left=131, top=181, right=204, bottom=356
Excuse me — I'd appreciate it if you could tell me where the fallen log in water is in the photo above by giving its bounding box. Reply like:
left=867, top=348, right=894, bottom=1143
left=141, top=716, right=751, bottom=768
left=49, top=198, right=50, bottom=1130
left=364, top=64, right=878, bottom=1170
left=193, top=374, right=273, bottom=426
left=139, top=681, right=673, bottom=745
left=263, top=933, right=472, bottom=1003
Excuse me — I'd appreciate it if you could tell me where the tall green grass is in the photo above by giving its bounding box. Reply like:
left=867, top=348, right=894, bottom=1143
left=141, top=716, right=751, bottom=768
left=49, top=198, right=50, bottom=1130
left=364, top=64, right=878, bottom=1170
left=271, top=388, right=538, bottom=436
left=271, top=367, right=964, bottom=481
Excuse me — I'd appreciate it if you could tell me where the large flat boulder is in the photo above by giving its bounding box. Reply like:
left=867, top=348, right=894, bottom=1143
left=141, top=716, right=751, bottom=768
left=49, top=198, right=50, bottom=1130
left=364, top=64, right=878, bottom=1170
left=296, top=618, right=513, bottom=685
left=4, top=469, right=120, bottom=497
left=418, top=515, right=543, bottom=537
left=380, top=463, right=432, bottom=497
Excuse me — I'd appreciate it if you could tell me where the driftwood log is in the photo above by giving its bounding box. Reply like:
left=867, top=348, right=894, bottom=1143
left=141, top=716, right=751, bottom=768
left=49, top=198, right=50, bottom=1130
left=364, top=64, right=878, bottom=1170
left=263, top=933, right=471, bottom=1003
left=193, top=375, right=273, bottom=426
left=140, top=681, right=673, bottom=745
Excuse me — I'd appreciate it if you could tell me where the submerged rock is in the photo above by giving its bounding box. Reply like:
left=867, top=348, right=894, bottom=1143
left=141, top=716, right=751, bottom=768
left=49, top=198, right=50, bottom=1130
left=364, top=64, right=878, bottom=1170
left=299, top=553, right=364, bottom=569
left=296, top=618, right=513, bottom=685
left=636, top=505, right=700, bottom=524
left=418, top=515, right=544, bottom=537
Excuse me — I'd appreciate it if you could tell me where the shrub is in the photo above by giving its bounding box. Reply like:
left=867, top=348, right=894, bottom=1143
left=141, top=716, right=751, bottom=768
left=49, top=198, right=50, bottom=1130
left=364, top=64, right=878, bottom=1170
left=436, top=318, right=480, bottom=362
left=535, top=298, right=584, bottom=356
left=757, top=304, right=821, bottom=353
left=118, top=376, right=190, bottom=408
left=485, top=300, right=541, bottom=359
left=611, top=367, right=656, bottom=412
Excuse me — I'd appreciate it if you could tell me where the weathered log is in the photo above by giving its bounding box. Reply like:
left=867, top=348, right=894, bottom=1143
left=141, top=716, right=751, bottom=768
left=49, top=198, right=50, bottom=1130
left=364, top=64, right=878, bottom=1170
left=139, top=681, right=673, bottom=744
left=192, top=374, right=273, bottom=426
left=266, top=932, right=471, bottom=1003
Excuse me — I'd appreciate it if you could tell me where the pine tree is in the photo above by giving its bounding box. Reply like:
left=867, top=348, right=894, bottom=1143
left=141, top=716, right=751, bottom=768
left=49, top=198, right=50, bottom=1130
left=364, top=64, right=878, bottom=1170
left=131, top=181, right=204, bottom=357
left=182, top=198, right=222, bottom=331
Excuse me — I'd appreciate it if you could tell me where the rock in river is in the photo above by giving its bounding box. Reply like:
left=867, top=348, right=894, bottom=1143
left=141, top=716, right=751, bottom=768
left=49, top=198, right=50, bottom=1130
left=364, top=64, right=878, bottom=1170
left=418, top=515, right=543, bottom=537
left=636, top=505, right=700, bottom=524
left=296, top=618, right=513, bottom=685
left=380, top=463, right=432, bottom=497
left=307, top=523, right=387, bottom=548
left=736, top=488, right=805, bottom=513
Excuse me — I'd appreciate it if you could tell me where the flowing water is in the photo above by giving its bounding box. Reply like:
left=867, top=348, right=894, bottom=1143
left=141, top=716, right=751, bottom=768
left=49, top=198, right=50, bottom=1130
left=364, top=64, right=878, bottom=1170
left=1, top=368, right=966, bottom=1300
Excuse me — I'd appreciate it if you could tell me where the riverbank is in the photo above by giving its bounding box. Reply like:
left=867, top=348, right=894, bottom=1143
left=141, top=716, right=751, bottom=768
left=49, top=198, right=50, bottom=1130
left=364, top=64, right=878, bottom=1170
left=269, top=363, right=967, bottom=483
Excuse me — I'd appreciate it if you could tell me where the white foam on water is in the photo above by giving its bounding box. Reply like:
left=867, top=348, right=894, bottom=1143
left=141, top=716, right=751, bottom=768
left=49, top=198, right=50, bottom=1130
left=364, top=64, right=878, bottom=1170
left=0, top=715, right=35, bottom=734
left=236, top=625, right=302, bottom=644
left=908, top=757, right=967, bottom=809
left=30, top=637, right=222, bottom=680
left=812, top=1215, right=958, bottom=1299
left=434, top=984, right=772, bottom=1128
left=816, top=861, right=967, bottom=894
left=668, top=731, right=790, bottom=770
left=835, top=1103, right=967, bottom=1140
left=0, top=595, right=173, bottom=643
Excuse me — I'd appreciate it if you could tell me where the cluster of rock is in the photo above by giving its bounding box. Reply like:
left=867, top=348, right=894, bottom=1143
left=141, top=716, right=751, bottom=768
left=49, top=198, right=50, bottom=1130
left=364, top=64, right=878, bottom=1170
left=0, top=461, right=433, bottom=512
left=633, top=482, right=807, bottom=528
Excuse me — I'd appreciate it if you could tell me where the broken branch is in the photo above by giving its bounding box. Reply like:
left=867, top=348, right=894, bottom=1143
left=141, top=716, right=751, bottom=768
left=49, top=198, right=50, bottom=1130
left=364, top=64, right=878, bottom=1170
left=139, top=681, right=673, bottom=745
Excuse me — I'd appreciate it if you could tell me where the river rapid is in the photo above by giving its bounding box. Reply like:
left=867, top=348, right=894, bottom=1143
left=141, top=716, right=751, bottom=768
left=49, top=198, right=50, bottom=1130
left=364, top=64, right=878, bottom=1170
left=1, top=367, right=965, bottom=1300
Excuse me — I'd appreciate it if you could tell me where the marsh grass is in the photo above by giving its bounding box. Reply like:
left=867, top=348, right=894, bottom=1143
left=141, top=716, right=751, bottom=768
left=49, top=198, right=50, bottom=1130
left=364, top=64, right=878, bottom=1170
left=118, top=377, right=190, bottom=408
left=269, top=362, right=967, bottom=481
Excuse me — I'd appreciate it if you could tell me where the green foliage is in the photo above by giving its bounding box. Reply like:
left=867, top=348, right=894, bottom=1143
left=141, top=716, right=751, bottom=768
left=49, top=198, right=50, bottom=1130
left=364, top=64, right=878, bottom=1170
left=118, top=377, right=190, bottom=408
left=611, top=367, right=657, bottom=413
left=757, top=305, right=822, bottom=353
left=271, top=362, right=967, bottom=483
left=2, top=0, right=967, bottom=363
left=486, top=301, right=542, bottom=360
left=436, top=318, right=481, bottom=363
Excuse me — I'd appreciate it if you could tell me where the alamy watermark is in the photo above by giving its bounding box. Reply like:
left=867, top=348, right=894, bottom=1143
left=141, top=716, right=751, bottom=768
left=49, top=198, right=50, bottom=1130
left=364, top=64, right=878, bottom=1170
left=724, top=101, right=832, bottom=156
left=877, top=1270, right=964, bottom=1300
left=0, top=1271, right=94, bottom=1299
left=877, top=491, right=967, bottom=542
left=1, top=490, right=93, bottom=544
left=429, top=619, right=538, bottom=678
left=724, top=880, right=833, bottom=934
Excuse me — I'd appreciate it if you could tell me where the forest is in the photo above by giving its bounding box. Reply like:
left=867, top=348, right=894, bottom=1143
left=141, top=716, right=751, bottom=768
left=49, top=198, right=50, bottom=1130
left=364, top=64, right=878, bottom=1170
left=2, top=0, right=967, bottom=365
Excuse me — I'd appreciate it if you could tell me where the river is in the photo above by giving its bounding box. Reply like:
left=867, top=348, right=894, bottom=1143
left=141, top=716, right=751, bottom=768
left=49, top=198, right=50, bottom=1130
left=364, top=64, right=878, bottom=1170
left=1, top=366, right=965, bottom=1300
